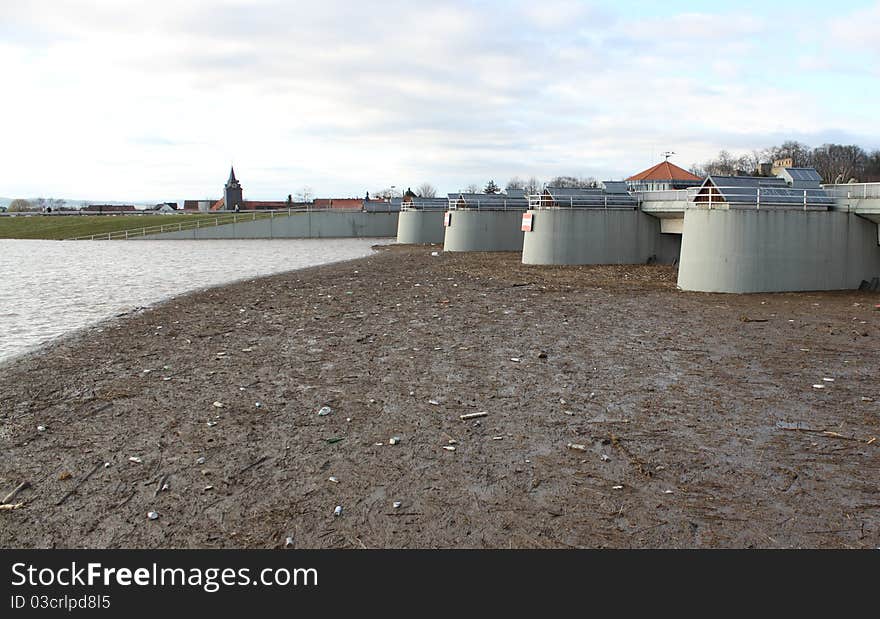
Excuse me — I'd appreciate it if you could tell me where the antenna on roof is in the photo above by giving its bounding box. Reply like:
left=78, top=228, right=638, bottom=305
left=662, top=151, right=676, bottom=161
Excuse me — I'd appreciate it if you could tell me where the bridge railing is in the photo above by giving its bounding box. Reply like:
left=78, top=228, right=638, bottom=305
left=527, top=194, right=638, bottom=209
left=400, top=201, right=448, bottom=211
left=686, top=186, right=834, bottom=210
left=447, top=199, right=528, bottom=211
left=822, top=183, right=880, bottom=200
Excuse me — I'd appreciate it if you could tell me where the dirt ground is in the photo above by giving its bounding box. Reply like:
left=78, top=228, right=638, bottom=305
left=1, top=245, right=878, bottom=548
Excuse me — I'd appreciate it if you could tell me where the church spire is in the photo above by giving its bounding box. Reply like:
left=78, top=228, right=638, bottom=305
left=226, top=165, right=241, bottom=190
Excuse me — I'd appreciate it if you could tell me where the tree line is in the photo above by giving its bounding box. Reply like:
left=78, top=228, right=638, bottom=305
left=690, top=141, right=880, bottom=184
left=4, top=198, right=71, bottom=212
left=370, top=175, right=600, bottom=200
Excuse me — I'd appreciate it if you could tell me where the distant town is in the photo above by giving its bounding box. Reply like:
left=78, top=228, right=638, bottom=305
left=3, top=140, right=879, bottom=216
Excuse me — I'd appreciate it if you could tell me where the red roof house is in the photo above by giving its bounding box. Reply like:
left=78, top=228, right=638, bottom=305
left=626, top=160, right=702, bottom=191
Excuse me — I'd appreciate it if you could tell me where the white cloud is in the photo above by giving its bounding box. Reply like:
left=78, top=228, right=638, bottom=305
left=0, top=0, right=876, bottom=200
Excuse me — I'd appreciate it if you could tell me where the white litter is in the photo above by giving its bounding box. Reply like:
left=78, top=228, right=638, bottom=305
left=129, top=457, right=143, bottom=464
left=393, top=501, right=402, bottom=509
left=212, top=401, right=224, bottom=408
left=317, top=406, right=332, bottom=416
left=328, top=476, right=339, bottom=483
left=460, top=412, right=488, bottom=421
left=147, top=511, right=159, bottom=520
left=442, top=446, right=456, bottom=452
left=389, top=436, right=401, bottom=445
left=333, top=506, right=343, bottom=517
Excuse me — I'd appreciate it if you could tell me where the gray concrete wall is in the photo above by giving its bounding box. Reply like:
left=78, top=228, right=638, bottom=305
left=442, top=210, right=525, bottom=252
left=521, top=209, right=681, bottom=265
left=396, top=210, right=445, bottom=244
left=677, top=209, right=880, bottom=293
left=143, top=211, right=399, bottom=240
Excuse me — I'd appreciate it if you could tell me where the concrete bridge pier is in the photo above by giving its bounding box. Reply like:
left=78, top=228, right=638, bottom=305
left=443, top=210, right=525, bottom=252
left=396, top=210, right=445, bottom=244
left=521, top=209, right=681, bottom=265
left=677, top=209, right=880, bottom=293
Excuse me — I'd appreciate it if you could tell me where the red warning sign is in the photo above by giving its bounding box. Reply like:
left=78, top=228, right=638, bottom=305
left=521, top=212, right=533, bottom=232
left=443, top=211, right=452, bottom=227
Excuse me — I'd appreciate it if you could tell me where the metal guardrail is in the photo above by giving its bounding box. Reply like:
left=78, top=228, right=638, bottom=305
left=687, top=186, right=834, bottom=210
left=447, top=199, right=528, bottom=211
left=400, top=202, right=447, bottom=211
left=527, top=195, right=637, bottom=209
left=524, top=186, right=837, bottom=211
left=822, top=183, right=880, bottom=200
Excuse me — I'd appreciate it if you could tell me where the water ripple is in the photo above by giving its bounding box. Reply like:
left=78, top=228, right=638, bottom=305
left=0, top=238, right=382, bottom=362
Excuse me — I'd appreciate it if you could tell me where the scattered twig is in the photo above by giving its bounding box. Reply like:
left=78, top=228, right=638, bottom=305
left=116, top=490, right=136, bottom=508
left=779, top=426, right=868, bottom=442
left=55, top=462, right=103, bottom=506
left=0, top=503, right=25, bottom=511
left=740, top=316, right=769, bottom=323
left=234, top=455, right=269, bottom=478
left=2, top=481, right=30, bottom=504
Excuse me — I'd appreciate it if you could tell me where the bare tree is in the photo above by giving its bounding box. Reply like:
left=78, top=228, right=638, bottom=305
left=416, top=183, right=436, bottom=198
left=548, top=176, right=596, bottom=188
left=373, top=187, right=402, bottom=199
left=464, top=183, right=480, bottom=193
left=295, top=186, right=313, bottom=202
left=7, top=199, right=33, bottom=212
left=865, top=150, right=880, bottom=182
left=524, top=177, right=542, bottom=195
left=811, top=143, right=867, bottom=183
left=505, top=177, right=525, bottom=191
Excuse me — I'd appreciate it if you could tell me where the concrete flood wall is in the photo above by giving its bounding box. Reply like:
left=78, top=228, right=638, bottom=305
left=396, top=210, right=445, bottom=244
left=143, top=211, right=399, bottom=240
left=521, top=209, right=682, bottom=265
left=443, top=210, right=525, bottom=252
left=677, top=209, right=880, bottom=293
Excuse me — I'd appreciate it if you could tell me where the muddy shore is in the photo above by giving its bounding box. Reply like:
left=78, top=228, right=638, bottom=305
left=1, top=245, right=878, bottom=548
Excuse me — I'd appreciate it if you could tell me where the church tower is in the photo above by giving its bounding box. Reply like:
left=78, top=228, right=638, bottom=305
left=224, top=166, right=243, bottom=211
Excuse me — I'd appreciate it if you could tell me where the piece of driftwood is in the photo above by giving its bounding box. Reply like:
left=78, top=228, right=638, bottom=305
left=1, top=481, right=30, bottom=504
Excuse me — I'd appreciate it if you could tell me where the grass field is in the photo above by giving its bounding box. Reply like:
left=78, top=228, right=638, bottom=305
left=0, top=213, right=276, bottom=240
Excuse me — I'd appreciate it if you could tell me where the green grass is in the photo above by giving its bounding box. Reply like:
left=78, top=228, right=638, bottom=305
left=0, top=213, right=281, bottom=240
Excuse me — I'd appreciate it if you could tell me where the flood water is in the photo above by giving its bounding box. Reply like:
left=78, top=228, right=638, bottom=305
left=0, top=238, right=386, bottom=362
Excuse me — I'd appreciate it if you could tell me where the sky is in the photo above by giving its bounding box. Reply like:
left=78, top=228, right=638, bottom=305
left=1, top=0, right=879, bottom=202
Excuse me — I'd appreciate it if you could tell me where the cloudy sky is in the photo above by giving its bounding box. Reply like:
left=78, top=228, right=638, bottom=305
left=2, top=0, right=879, bottom=202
